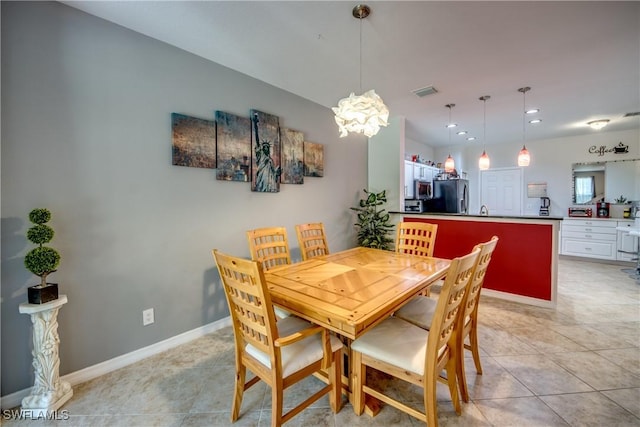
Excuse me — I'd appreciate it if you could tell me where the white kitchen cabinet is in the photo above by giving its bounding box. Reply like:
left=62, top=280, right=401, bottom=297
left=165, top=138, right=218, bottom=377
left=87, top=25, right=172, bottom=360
left=404, top=160, right=414, bottom=199
left=617, top=220, right=639, bottom=262
left=561, top=218, right=618, bottom=260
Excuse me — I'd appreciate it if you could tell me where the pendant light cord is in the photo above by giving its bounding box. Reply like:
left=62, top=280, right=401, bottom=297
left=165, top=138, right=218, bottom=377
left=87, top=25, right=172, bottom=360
left=359, top=14, right=363, bottom=93
left=522, top=89, right=526, bottom=144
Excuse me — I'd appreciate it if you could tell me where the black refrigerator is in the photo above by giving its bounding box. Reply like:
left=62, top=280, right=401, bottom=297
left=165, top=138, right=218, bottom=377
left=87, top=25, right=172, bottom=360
left=431, top=179, right=469, bottom=214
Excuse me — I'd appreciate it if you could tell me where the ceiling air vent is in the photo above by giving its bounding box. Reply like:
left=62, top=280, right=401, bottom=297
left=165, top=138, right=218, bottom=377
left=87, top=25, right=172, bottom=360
left=412, top=85, right=438, bottom=98
left=623, top=112, right=640, bottom=117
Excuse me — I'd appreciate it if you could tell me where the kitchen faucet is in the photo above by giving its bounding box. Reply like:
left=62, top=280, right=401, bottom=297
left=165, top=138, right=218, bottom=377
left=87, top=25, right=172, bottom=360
left=480, top=205, right=489, bottom=216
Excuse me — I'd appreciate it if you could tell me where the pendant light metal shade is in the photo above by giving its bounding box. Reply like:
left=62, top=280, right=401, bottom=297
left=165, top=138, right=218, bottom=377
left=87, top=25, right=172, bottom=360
left=333, top=4, right=389, bottom=138
left=517, top=87, right=531, bottom=166
left=444, top=104, right=455, bottom=173
left=478, top=96, right=490, bottom=170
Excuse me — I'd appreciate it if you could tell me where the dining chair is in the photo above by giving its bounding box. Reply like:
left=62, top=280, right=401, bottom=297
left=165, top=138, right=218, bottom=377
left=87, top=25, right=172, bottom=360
left=395, top=221, right=438, bottom=257
left=246, top=227, right=292, bottom=271
left=212, top=249, right=343, bottom=426
left=395, top=221, right=438, bottom=296
left=350, top=247, right=481, bottom=426
left=394, top=236, right=499, bottom=402
left=246, top=227, right=293, bottom=318
left=295, top=222, right=330, bottom=261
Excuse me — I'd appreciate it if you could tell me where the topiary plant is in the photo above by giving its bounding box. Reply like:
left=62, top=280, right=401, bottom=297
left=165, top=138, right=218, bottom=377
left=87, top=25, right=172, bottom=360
left=24, top=208, right=60, bottom=288
left=350, top=189, right=395, bottom=250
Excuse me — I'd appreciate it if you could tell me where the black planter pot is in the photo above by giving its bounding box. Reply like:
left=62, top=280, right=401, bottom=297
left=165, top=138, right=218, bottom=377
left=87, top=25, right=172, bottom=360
left=28, top=283, right=59, bottom=304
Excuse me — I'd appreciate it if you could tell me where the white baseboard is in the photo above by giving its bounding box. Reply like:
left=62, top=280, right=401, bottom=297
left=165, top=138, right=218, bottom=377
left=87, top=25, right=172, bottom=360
left=0, top=316, right=232, bottom=410
left=482, top=289, right=556, bottom=309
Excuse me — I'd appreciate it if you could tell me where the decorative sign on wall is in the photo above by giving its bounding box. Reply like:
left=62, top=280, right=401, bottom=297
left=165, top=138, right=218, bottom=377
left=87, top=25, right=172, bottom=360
left=588, top=141, right=629, bottom=156
left=171, top=113, right=216, bottom=168
left=171, top=108, right=324, bottom=192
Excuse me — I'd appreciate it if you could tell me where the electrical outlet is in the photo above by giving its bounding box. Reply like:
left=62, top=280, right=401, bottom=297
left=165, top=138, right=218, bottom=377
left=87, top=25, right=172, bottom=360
left=142, top=308, right=154, bottom=326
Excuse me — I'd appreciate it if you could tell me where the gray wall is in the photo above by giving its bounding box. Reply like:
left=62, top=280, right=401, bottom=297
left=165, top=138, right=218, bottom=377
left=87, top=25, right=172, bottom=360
left=1, top=2, right=366, bottom=396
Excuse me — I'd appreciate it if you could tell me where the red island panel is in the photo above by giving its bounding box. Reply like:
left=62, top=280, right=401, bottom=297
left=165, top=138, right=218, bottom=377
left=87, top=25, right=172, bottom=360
left=404, top=217, right=553, bottom=301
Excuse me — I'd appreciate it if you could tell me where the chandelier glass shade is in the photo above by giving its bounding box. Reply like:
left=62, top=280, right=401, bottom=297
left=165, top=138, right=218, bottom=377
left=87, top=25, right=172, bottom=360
left=517, top=145, right=530, bottom=166
left=479, top=150, right=490, bottom=170
left=333, top=90, right=389, bottom=138
left=333, top=4, right=389, bottom=138
left=444, top=154, right=455, bottom=173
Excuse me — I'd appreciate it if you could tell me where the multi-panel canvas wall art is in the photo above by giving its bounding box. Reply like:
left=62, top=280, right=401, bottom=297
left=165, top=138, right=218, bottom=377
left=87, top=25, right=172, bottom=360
left=280, top=128, right=304, bottom=184
left=215, top=111, right=251, bottom=181
left=251, top=110, right=281, bottom=193
left=304, top=141, right=324, bottom=177
left=171, top=113, right=216, bottom=168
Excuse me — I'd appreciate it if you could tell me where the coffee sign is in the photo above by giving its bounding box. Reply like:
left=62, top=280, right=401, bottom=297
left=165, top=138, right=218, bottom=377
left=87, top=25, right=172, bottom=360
left=588, top=142, right=629, bottom=156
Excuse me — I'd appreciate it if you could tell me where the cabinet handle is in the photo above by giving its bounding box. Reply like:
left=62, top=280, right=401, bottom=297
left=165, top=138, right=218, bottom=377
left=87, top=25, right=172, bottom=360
left=585, top=234, right=592, bottom=238
left=585, top=228, right=592, bottom=232
left=585, top=247, right=592, bottom=250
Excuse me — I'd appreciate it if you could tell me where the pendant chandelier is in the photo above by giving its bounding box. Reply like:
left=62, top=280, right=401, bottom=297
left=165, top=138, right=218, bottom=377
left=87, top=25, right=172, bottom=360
left=444, top=104, right=455, bottom=173
left=332, top=4, right=389, bottom=138
left=517, top=87, right=531, bottom=167
left=478, top=95, right=491, bottom=171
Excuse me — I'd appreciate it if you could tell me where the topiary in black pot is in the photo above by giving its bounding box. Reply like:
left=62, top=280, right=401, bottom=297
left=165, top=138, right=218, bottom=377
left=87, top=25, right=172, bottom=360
left=24, top=208, right=61, bottom=304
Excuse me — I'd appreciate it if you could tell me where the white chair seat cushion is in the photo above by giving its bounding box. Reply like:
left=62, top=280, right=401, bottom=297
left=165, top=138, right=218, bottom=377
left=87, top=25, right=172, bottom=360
left=394, top=295, right=438, bottom=330
left=273, top=306, right=292, bottom=319
left=351, top=317, right=429, bottom=376
left=246, top=315, right=343, bottom=377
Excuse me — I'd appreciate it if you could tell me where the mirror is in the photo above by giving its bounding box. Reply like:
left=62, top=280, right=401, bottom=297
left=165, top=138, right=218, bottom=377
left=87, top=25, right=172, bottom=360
left=572, top=159, right=640, bottom=204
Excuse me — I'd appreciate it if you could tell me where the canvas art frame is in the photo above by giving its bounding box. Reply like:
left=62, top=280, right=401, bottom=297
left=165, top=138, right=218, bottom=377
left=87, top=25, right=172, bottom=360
left=303, top=141, right=324, bottom=177
left=215, top=111, right=251, bottom=181
left=250, top=110, right=281, bottom=192
left=171, top=113, right=216, bottom=169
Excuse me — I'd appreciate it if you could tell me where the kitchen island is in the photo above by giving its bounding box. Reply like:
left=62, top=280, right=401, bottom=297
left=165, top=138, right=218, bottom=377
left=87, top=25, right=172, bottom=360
left=391, top=212, right=562, bottom=308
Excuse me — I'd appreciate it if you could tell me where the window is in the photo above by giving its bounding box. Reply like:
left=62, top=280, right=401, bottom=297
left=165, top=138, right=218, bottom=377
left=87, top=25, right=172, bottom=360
left=575, top=176, right=595, bottom=204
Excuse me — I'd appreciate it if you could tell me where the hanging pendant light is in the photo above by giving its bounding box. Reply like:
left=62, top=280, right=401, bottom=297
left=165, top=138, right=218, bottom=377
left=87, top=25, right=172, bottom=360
left=478, top=96, right=491, bottom=170
left=444, top=104, right=455, bottom=173
left=517, top=87, right=531, bottom=166
left=332, top=5, right=389, bottom=138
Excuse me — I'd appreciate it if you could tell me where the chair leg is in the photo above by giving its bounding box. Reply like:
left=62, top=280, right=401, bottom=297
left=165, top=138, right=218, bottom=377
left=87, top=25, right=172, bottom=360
left=456, top=340, right=470, bottom=403
left=329, top=349, right=343, bottom=412
left=469, top=323, right=483, bottom=374
left=232, top=364, right=246, bottom=422
left=445, top=357, right=461, bottom=415
left=425, top=369, right=439, bottom=427
left=271, top=379, right=284, bottom=427
left=351, top=351, right=365, bottom=415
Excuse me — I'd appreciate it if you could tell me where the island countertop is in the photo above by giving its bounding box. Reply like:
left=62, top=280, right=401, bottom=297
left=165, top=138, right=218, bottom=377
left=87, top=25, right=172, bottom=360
left=390, top=211, right=564, bottom=221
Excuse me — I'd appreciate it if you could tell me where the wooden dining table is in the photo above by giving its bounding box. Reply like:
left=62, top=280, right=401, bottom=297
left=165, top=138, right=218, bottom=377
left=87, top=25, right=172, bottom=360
left=264, top=246, right=451, bottom=340
left=264, top=246, right=451, bottom=413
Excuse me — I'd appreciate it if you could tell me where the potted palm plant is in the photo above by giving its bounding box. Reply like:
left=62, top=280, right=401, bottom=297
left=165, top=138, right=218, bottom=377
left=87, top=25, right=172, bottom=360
left=350, top=189, right=395, bottom=250
left=24, top=208, right=60, bottom=304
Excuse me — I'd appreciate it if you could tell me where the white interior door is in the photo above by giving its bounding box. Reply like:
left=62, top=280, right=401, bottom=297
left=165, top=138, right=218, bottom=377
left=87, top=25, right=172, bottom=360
left=480, top=168, right=523, bottom=216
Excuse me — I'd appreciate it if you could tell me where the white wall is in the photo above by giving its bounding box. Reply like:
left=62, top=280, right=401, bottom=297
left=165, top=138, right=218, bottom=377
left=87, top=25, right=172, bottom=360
left=1, top=2, right=367, bottom=396
left=435, top=129, right=640, bottom=216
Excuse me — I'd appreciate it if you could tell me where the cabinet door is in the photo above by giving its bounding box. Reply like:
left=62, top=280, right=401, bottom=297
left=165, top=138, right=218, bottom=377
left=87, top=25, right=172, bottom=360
left=404, top=161, right=414, bottom=199
left=617, top=231, right=639, bottom=261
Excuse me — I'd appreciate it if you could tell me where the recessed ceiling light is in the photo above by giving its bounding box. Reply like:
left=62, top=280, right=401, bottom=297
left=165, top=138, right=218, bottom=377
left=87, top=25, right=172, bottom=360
left=457, top=130, right=467, bottom=135
left=529, top=119, right=542, bottom=124
left=526, top=109, right=539, bottom=114
left=587, top=119, right=609, bottom=130
left=446, top=123, right=457, bottom=128
left=466, top=136, right=476, bottom=141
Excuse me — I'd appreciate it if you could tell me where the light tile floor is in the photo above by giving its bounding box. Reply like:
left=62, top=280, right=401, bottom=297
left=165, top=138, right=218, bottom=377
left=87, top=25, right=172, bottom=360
left=6, top=258, right=640, bottom=426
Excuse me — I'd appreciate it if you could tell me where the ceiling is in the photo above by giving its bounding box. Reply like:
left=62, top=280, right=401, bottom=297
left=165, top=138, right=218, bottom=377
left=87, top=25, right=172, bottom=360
left=61, top=1, right=640, bottom=148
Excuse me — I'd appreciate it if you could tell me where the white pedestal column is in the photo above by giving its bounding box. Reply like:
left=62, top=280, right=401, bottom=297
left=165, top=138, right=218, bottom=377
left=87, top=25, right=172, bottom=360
left=19, top=295, right=73, bottom=418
